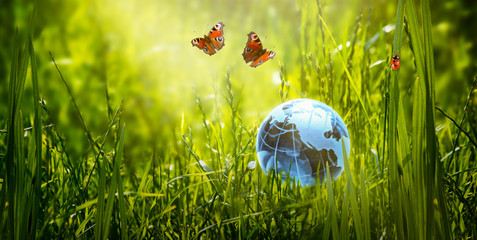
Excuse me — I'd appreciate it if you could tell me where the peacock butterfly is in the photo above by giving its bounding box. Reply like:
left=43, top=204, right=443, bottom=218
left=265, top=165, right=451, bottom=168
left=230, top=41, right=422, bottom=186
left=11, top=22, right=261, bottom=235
left=191, top=22, right=225, bottom=56
left=242, top=32, right=276, bottom=68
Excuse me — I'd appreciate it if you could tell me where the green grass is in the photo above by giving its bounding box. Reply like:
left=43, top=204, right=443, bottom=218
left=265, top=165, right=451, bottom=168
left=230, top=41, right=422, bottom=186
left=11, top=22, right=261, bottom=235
left=1, top=0, right=477, bottom=239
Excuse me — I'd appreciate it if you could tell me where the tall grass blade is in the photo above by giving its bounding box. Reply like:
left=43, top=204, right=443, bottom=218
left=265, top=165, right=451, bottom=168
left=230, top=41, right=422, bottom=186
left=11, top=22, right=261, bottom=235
left=28, top=36, right=41, bottom=240
left=49, top=52, right=100, bottom=151
left=360, top=168, right=371, bottom=240
left=405, top=0, right=452, bottom=237
left=388, top=0, right=406, bottom=238
left=95, top=159, right=107, bottom=239
left=4, top=26, right=20, bottom=240
left=317, top=14, right=373, bottom=131
left=342, top=139, right=363, bottom=240
left=323, top=163, right=340, bottom=240
left=115, top=123, right=128, bottom=240
left=421, top=0, right=451, bottom=237
left=339, top=186, right=349, bottom=240
left=14, top=110, right=26, bottom=240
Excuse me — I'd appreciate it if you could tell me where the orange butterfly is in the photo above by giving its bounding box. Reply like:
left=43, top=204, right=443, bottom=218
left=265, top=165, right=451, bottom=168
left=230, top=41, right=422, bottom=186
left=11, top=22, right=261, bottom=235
left=242, top=32, right=276, bottom=68
left=191, top=22, right=225, bottom=56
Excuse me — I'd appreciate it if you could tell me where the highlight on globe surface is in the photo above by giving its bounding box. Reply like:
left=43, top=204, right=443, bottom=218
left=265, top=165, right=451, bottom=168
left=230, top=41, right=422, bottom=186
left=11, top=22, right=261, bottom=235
left=1, top=0, right=476, bottom=239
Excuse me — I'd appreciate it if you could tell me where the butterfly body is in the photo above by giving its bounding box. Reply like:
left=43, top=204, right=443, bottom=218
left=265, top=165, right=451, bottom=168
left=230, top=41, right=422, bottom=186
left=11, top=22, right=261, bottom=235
left=191, top=22, right=225, bottom=56
left=242, top=32, right=275, bottom=68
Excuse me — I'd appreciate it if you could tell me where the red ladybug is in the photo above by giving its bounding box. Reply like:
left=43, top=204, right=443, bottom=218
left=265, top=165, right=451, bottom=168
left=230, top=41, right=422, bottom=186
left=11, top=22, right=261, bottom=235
left=391, top=53, right=400, bottom=70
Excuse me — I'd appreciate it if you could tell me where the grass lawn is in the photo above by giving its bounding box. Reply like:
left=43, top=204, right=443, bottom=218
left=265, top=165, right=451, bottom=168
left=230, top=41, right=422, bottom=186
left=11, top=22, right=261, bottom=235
left=1, top=0, right=476, bottom=239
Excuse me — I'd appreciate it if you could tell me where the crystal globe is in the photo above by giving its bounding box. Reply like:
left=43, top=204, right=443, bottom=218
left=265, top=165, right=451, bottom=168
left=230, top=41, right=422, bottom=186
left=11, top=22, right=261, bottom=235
left=256, top=99, right=350, bottom=186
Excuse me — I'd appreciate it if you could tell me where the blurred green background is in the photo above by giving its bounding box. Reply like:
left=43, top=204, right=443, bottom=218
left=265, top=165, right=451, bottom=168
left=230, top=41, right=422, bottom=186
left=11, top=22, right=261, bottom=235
left=1, top=0, right=475, bottom=160
left=1, top=0, right=477, bottom=238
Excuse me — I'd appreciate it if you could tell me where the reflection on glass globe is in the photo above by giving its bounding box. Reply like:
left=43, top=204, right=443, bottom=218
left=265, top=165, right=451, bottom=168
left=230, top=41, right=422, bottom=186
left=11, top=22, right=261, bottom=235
left=256, top=99, right=350, bottom=186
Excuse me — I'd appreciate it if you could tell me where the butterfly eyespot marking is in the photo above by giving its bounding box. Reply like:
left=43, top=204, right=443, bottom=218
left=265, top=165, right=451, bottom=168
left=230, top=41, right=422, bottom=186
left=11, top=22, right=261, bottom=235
left=217, top=37, right=223, bottom=42
left=252, top=34, right=258, bottom=40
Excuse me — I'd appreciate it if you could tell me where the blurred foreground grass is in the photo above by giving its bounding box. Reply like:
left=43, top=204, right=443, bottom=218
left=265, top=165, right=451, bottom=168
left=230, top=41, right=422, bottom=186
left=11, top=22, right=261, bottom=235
left=1, top=0, right=477, bottom=239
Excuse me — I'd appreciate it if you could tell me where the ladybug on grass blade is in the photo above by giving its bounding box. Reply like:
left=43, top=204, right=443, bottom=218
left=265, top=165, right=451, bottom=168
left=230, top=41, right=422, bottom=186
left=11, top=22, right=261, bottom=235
left=391, top=53, right=400, bottom=70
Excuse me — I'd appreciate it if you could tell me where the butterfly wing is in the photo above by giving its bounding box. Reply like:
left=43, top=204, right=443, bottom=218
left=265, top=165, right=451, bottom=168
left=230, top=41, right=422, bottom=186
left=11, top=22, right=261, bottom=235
left=208, top=22, right=225, bottom=50
left=250, top=51, right=276, bottom=68
left=191, top=36, right=216, bottom=55
left=191, top=37, right=205, bottom=49
left=242, top=32, right=264, bottom=63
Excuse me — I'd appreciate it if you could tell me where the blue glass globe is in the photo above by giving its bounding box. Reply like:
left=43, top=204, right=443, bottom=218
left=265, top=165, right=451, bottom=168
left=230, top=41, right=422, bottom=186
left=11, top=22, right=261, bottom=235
left=256, top=99, right=350, bottom=186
